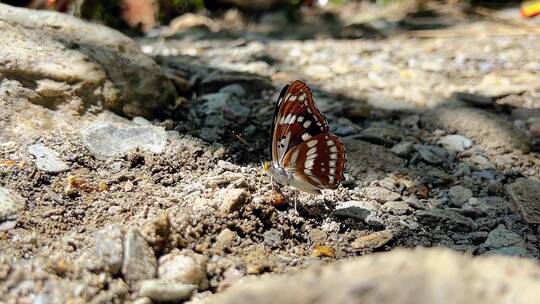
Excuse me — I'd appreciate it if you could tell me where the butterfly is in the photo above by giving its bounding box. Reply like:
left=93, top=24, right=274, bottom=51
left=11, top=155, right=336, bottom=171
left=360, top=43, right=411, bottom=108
left=263, top=80, right=346, bottom=195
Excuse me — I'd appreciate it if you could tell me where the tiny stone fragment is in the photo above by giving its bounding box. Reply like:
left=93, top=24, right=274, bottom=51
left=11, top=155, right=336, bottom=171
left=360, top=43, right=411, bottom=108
left=218, top=188, right=248, bottom=214
left=95, top=225, right=124, bottom=275
left=139, top=279, right=196, bottom=302
left=352, top=229, right=395, bottom=249
left=0, top=187, right=24, bottom=222
left=158, top=251, right=208, bottom=289
left=29, top=144, right=69, bottom=173
left=121, top=228, right=157, bottom=286
left=448, top=185, right=473, bottom=207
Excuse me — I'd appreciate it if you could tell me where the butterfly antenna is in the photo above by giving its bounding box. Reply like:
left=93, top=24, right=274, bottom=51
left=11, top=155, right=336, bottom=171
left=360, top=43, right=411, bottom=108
left=232, top=131, right=256, bottom=152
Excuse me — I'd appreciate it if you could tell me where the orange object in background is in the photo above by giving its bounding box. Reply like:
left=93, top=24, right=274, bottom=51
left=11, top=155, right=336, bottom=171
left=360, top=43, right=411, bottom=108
left=121, top=0, right=158, bottom=32
left=521, top=0, right=540, bottom=18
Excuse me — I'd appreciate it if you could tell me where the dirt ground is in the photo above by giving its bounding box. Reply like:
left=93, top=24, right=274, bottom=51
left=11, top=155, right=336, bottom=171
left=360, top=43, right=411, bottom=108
left=1, top=2, right=540, bottom=303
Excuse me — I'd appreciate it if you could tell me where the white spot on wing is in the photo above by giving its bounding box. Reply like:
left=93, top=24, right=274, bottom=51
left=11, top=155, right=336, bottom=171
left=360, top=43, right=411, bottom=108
left=305, top=159, right=314, bottom=169
left=301, top=133, right=311, bottom=140
left=289, top=95, right=297, bottom=102
left=297, top=116, right=304, bottom=122
left=305, top=168, right=312, bottom=176
left=330, top=168, right=336, bottom=175
left=329, top=146, right=338, bottom=152
left=329, top=160, right=337, bottom=168
left=307, top=147, right=317, bottom=155
left=299, top=94, right=306, bottom=101
left=330, top=153, right=338, bottom=160
left=307, top=140, right=318, bottom=148
left=289, top=115, right=296, bottom=124
left=327, top=140, right=334, bottom=146
left=303, top=120, right=312, bottom=128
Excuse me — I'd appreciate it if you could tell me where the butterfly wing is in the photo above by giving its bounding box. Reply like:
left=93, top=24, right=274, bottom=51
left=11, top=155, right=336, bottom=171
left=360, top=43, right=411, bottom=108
left=271, top=80, right=330, bottom=164
left=281, top=133, right=346, bottom=194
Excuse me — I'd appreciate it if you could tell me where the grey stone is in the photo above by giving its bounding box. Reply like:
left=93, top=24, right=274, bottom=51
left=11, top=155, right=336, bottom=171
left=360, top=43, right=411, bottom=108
left=219, top=84, right=246, bottom=97
left=158, top=251, right=208, bottom=289
left=0, top=4, right=176, bottom=118
left=355, top=127, right=400, bottom=147
left=415, top=144, right=448, bottom=164
left=139, top=279, right=196, bottom=302
left=132, top=117, right=152, bottom=126
left=0, top=187, right=24, bottom=222
left=334, top=201, right=383, bottom=227
left=416, top=209, right=477, bottom=232
left=0, top=220, right=17, bottom=231
left=357, top=186, right=401, bottom=203
left=80, top=122, right=167, bottom=159
left=121, top=228, right=157, bottom=286
left=390, top=141, right=414, bottom=157
left=223, top=100, right=250, bottom=123
left=383, top=201, right=411, bottom=215
left=483, top=246, right=535, bottom=258
left=333, top=118, right=360, bottom=136
left=484, top=224, right=524, bottom=249
left=200, top=93, right=232, bottom=115
left=95, top=225, right=124, bottom=275
left=448, top=186, right=473, bottom=207
left=461, top=197, right=510, bottom=216
left=467, top=154, right=494, bottom=170
left=263, top=229, right=283, bottom=248
left=454, top=163, right=471, bottom=177
left=400, top=114, right=420, bottom=129
left=438, top=135, right=473, bottom=152
left=199, top=93, right=250, bottom=124
left=507, top=178, right=540, bottom=224
left=199, top=127, right=224, bottom=142
left=28, top=144, right=68, bottom=174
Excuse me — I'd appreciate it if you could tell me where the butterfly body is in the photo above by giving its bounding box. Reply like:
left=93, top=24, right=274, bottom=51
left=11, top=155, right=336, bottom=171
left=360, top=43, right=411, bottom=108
left=264, top=80, right=346, bottom=195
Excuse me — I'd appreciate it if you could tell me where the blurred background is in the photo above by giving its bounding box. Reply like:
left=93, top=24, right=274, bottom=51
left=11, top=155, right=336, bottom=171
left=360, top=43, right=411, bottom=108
left=1, top=0, right=537, bottom=35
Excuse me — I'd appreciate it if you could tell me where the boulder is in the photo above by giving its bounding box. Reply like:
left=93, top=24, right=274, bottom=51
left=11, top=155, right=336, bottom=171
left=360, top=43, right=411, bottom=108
left=0, top=3, right=176, bottom=118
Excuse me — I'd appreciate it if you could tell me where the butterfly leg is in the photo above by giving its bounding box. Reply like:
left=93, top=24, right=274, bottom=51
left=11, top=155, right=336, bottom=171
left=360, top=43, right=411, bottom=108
left=294, top=191, right=298, bottom=212
left=257, top=169, right=263, bottom=190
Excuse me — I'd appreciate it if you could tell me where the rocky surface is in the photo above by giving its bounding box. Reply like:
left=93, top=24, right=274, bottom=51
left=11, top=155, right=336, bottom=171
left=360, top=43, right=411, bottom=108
left=1, top=2, right=540, bottom=303
left=0, top=3, right=176, bottom=118
left=193, top=248, right=540, bottom=304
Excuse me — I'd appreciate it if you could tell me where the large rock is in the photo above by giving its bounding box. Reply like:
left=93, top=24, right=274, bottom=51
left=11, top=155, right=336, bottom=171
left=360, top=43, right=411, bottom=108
left=0, top=3, right=176, bottom=118
left=507, top=178, right=540, bottom=224
left=423, top=106, right=530, bottom=153
left=194, top=248, right=540, bottom=304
